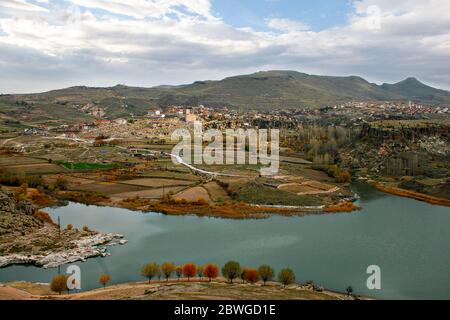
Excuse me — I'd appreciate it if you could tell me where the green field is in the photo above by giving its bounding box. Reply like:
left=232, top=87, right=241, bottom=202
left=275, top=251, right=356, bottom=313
left=58, top=162, right=117, bottom=170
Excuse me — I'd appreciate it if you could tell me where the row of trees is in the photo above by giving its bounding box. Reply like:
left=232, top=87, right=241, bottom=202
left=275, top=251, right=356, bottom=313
left=140, top=261, right=296, bottom=287
left=50, top=261, right=297, bottom=295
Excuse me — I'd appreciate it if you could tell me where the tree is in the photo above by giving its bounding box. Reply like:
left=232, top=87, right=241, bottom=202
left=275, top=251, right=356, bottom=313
left=203, top=264, right=219, bottom=282
left=99, top=274, right=111, bottom=288
left=346, top=286, right=354, bottom=296
left=161, top=262, right=176, bottom=281
left=183, top=263, right=197, bottom=281
left=278, top=268, right=296, bottom=287
left=337, top=170, right=352, bottom=183
left=222, top=261, right=241, bottom=284
left=197, top=265, right=204, bottom=280
left=55, top=177, right=68, bottom=190
left=258, top=265, right=274, bottom=285
left=141, top=262, right=159, bottom=283
left=51, top=274, right=68, bottom=295
left=243, top=269, right=259, bottom=284
left=66, top=224, right=73, bottom=231
left=175, top=266, right=183, bottom=281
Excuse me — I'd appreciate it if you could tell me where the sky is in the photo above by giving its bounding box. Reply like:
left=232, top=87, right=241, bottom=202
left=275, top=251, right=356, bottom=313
left=0, top=0, right=449, bottom=93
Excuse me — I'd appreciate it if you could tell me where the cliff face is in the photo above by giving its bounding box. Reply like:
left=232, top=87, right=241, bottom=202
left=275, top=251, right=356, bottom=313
left=359, top=122, right=448, bottom=143
left=0, top=191, right=42, bottom=238
left=342, top=122, right=449, bottom=181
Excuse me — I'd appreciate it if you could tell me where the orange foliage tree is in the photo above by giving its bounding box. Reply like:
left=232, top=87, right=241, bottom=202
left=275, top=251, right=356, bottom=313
left=243, top=269, right=259, bottom=284
left=99, top=274, right=111, bottom=288
left=203, top=264, right=219, bottom=282
left=182, top=263, right=197, bottom=281
left=161, top=262, right=176, bottom=281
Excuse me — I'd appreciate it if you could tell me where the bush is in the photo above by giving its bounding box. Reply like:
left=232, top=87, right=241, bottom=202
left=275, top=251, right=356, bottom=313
left=278, top=268, right=296, bottom=287
left=196, top=265, right=204, bottom=279
left=50, top=274, right=68, bottom=295
left=176, top=266, right=183, bottom=280
left=222, top=261, right=241, bottom=284
left=55, top=177, right=68, bottom=190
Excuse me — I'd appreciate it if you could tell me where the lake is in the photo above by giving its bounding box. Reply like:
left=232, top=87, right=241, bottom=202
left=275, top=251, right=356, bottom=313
left=0, top=183, right=449, bottom=299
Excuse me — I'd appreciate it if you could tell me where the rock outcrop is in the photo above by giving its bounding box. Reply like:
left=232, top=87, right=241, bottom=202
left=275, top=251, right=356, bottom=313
left=0, top=190, right=126, bottom=268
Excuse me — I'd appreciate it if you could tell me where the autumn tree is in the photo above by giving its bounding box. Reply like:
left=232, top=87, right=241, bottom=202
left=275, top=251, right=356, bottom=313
left=243, top=269, right=259, bottom=284
left=141, top=262, right=159, bottom=283
left=278, top=268, right=296, bottom=287
left=183, top=263, right=197, bottom=281
left=203, top=264, right=219, bottom=282
left=161, top=262, right=176, bottom=281
left=258, top=265, right=274, bottom=286
left=222, top=261, right=241, bottom=284
left=66, top=224, right=73, bottom=231
left=99, top=274, right=111, bottom=288
left=50, top=274, right=68, bottom=295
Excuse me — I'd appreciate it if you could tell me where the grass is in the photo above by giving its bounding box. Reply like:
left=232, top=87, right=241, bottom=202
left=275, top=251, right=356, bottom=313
left=234, top=182, right=324, bottom=206
left=57, top=161, right=117, bottom=170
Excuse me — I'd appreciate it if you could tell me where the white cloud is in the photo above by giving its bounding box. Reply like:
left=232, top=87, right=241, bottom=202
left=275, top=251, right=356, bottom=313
left=0, top=0, right=48, bottom=12
left=267, top=18, right=309, bottom=32
left=0, top=0, right=449, bottom=93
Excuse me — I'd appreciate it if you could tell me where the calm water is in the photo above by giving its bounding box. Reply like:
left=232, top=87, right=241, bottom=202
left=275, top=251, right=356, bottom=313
left=0, top=183, right=449, bottom=299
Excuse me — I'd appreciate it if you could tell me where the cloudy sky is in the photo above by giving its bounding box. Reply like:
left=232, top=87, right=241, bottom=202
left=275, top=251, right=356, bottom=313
left=0, top=0, right=449, bottom=93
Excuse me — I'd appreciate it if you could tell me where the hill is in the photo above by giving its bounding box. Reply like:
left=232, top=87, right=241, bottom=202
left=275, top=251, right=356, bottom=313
left=1, top=70, right=449, bottom=123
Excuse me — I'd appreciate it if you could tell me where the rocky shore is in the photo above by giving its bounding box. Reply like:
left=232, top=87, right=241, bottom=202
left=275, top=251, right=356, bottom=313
left=0, top=190, right=127, bottom=269
left=0, top=233, right=126, bottom=268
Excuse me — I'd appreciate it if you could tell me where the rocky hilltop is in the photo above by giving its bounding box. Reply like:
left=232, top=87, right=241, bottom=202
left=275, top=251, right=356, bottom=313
left=342, top=120, right=449, bottom=199
left=0, top=190, right=126, bottom=268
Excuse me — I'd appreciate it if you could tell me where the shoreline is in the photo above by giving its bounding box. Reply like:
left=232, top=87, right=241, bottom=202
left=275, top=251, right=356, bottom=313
left=0, top=233, right=126, bottom=269
left=368, top=181, right=450, bottom=207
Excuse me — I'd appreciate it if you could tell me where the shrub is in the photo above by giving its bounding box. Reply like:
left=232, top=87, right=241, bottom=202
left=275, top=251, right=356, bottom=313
left=55, top=177, right=68, bottom=190
left=99, top=274, right=111, bottom=288
left=175, top=266, right=183, bottom=280
left=203, top=264, right=219, bottom=282
left=50, top=274, right=68, bottom=295
left=278, top=268, right=296, bottom=287
left=182, top=263, right=197, bottom=281
left=258, top=265, right=274, bottom=285
left=222, top=261, right=241, bottom=284
left=141, top=262, right=159, bottom=283
left=346, top=286, right=354, bottom=296
left=196, top=265, right=204, bottom=279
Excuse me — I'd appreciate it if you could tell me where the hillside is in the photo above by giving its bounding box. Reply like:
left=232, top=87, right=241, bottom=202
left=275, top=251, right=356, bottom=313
left=1, top=280, right=364, bottom=300
left=1, top=70, right=450, bottom=122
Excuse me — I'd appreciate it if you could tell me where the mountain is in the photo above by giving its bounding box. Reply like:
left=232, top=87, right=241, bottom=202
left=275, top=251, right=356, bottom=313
left=1, top=71, right=449, bottom=122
